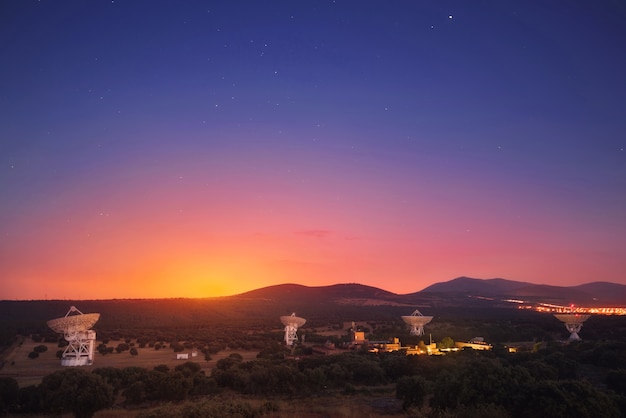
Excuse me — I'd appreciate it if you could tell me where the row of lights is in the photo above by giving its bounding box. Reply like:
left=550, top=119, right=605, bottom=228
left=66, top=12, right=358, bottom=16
left=523, top=305, right=626, bottom=315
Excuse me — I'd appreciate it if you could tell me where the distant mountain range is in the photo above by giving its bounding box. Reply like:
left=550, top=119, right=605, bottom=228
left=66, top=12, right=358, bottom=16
left=235, top=277, right=626, bottom=308
left=419, top=277, right=626, bottom=306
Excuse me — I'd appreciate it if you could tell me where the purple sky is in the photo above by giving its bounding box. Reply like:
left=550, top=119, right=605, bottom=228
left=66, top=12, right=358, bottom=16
left=1, top=1, right=625, bottom=299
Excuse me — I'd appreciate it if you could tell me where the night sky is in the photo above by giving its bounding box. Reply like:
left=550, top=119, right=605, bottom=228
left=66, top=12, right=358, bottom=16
left=2, top=1, right=625, bottom=300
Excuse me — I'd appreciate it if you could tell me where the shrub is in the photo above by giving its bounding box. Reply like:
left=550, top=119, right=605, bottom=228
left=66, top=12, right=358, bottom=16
left=33, top=345, right=48, bottom=353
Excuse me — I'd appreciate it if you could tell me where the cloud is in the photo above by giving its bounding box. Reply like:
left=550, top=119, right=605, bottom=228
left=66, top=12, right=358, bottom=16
left=294, top=229, right=332, bottom=238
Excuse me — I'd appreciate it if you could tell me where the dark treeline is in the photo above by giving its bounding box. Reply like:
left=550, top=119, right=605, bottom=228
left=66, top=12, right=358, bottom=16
left=2, top=340, right=626, bottom=417
left=5, top=296, right=626, bottom=351
left=1, top=296, right=574, bottom=346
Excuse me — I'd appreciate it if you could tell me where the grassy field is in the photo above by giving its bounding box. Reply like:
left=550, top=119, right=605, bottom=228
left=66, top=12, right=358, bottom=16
left=1, top=337, right=406, bottom=418
left=0, top=336, right=259, bottom=388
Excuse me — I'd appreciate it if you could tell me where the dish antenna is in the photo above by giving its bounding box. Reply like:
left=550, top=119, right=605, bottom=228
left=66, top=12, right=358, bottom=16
left=401, top=309, right=433, bottom=336
left=554, top=311, right=590, bottom=341
left=47, top=306, right=100, bottom=366
left=280, top=313, right=306, bottom=346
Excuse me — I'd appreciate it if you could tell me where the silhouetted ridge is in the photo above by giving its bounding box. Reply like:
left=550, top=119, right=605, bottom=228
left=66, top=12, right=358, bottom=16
left=419, top=277, right=532, bottom=295
left=236, top=283, right=397, bottom=301
left=234, top=278, right=626, bottom=307
left=417, top=277, right=626, bottom=306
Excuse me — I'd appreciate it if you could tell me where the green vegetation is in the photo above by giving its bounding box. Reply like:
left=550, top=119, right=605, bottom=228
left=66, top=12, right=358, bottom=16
left=2, top=298, right=626, bottom=417
left=2, top=341, right=625, bottom=417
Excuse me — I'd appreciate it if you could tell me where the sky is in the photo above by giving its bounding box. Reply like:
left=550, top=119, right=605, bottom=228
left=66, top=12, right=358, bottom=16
left=1, top=0, right=625, bottom=300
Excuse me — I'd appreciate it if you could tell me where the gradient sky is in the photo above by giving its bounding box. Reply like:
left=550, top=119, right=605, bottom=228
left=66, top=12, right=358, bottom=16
left=1, top=0, right=625, bottom=300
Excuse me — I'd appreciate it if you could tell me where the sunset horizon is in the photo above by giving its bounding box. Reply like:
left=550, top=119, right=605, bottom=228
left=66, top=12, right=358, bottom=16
left=2, top=274, right=624, bottom=301
left=2, top=1, right=624, bottom=302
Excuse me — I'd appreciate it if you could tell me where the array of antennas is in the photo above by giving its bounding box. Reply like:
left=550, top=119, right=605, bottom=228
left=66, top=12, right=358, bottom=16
left=45, top=302, right=594, bottom=368
left=280, top=313, right=306, bottom=346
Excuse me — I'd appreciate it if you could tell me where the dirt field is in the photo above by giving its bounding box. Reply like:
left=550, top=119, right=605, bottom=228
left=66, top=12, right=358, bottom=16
left=0, top=337, right=259, bottom=388
left=0, top=338, right=405, bottom=418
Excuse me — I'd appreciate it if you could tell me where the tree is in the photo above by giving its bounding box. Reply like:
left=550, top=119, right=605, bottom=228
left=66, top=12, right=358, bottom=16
left=190, top=374, right=218, bottom=396
left=130, top=347, right=139, bottom=356
left=517, top=380, right=620, bottom=418
left=543, top=351, right=578, bottom=379
left=606, top=369, right=626, bottom=395
left=16, top=385, right=42, bottom=415
left=151, top=371, right=191, bottom=401
left=33, top=344, right=48, bottom=353
left=216, top=353, right=244, bottom=371
left=171, top=341, right=185, bottom=352
left=122, top=381, right=145, bottom=404
left=381, top=352, right=417, bottom=379
left=396, top=375, right=428, bottom=410
left=440, top=336, right=455, bottom=349
left=115, top=343, right=130, bottom=353
left=0, top=377, right=19, bottom=413
left=175, top=361, right=202, bottom=377
left=430, top=357, right=532, bottom=413
left=154, top=364, right=170, bottom=373
left=39, top=369, right=114, bottom=418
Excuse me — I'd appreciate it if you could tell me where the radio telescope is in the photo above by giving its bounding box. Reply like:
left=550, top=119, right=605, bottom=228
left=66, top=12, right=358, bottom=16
left=401, top=309, right=433, bottom=336
left=47, top=306, right=100, bottom=366
left=280, top=313, right=306, bottom=346
left=554, top=313, right=590, bottom=341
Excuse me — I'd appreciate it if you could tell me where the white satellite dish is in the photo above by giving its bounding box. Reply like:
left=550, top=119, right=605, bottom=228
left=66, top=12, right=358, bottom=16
left=280, top=313, right=306, bottom=346
left=47, top=306, right=100, bottom=366
left=401, top=309, right=433, bottom=336
left=554, top=313, right=591, bottom=341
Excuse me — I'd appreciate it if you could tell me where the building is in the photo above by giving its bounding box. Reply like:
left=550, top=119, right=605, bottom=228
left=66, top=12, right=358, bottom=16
left=455, top=337, right=493, bottom=351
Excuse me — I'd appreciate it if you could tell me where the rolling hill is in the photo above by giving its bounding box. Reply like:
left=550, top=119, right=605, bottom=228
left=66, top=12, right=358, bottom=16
left=233, top=277, right=626, bottom=307
left=418, top=277, right=626, bottom=306
left=237, top=283, right=399, bottom=302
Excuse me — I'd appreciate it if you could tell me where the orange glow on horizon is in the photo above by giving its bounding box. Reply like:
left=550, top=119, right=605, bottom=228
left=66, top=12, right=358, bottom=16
left=2, top=1, right=626, bottom=303
left=2, top=152, right=626, bottom=301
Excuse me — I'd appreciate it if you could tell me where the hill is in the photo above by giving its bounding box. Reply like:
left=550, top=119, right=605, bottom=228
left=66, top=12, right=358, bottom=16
left=418, top=277, right=531, bottom=295
left=419, top=277, right=626, bottom=306
left=237, top=283, right=403, bottom=305
left=572, top=282, right=626, bottom=305
left=234, top=277, right=626, bottom=308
